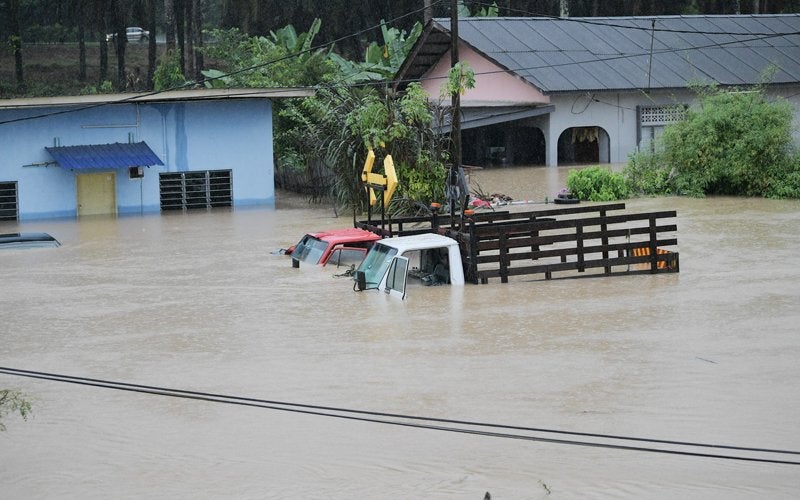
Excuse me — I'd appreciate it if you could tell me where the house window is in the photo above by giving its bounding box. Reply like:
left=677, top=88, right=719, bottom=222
left=159, top=170, right=232, bottom=211
left=638, top=105, right=686, bottom=152
left=0, top=182, right=18, bottom=221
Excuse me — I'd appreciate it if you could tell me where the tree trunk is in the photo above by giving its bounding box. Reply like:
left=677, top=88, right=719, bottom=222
left=193, top=0, right=204, bottom=84
left=185, top=0, right=195, bottom=79
left=78, top=24, right=87, bottom=81
left=110, top=0, right=127, bottom=91
left=9, top=0, right=24, bottom=87
left=165, top=0, right=176, bottom=51
left=176, top=0, right=186, bottom=75
left=424, top=0, right=432, bottom=23
left=147, top=0, right=157, bottom=89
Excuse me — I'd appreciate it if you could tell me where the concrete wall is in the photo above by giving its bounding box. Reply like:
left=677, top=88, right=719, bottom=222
left=543, top=86, right=800, bottom=166
left=0, top=98, right=274, bottom=220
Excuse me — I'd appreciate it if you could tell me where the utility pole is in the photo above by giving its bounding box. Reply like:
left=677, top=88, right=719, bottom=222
left=449, top=0, right=461, bottom=223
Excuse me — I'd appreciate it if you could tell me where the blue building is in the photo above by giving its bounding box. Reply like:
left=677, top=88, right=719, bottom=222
left=0, top=88, right=311, bottom=220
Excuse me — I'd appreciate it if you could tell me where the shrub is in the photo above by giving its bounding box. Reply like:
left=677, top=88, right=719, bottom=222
left=626, top=85, right=799, bottom=198
left=566, top=166, right=629, bottom=201
left=624, top=149, right=674, bottom=195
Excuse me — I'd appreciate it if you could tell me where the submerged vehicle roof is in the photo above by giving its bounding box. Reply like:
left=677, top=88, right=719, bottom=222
left=306, top=227, right=382, bottom=245
left=0, top=232, right=61, bottom=248
left=373, top=233, right=458, bottom=252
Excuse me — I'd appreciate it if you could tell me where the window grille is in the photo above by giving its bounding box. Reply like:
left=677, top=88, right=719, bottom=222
left=640, top=105, right=686, bottom=126
left=159, top=170, right=232, bottom=211
left=0, top=182, right=18, bottom=221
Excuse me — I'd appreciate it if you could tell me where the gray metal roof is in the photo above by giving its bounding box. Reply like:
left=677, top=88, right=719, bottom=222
left=398, top=15, right=800, bottom=93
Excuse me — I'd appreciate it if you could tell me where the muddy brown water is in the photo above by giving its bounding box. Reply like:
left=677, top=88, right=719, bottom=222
left=1, top=166, right=799, bottom=499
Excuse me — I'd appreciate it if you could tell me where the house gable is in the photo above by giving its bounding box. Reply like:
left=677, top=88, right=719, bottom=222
left=420, top=41, right=550, bottom=105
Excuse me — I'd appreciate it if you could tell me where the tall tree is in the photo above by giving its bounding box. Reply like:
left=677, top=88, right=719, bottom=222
left=8, top=0, right=24, bottom=87
left=165, top=0, right=176, bottom=50
left=147, top=0, right=157, bottom=88
left=97, top=0, right=109, bottom=84
left=109, top=0, right=128, bottom=90
left=185, top=0, right=195, bottom=78
left=77, top=0, right=87, bottom=81
left=175, top=0, right=186, bottom=74
left=192, top=0, right=204, bottom=83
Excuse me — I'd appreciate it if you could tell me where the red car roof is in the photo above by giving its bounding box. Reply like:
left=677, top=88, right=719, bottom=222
left=307, top=227, right=382, bottom=245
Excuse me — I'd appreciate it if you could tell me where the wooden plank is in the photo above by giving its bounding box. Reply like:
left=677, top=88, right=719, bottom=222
left=477, top=252, right=680, bottom=281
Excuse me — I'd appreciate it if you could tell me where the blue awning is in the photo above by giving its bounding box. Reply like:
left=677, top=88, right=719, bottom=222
left=45, top=142, right=164, bottom=170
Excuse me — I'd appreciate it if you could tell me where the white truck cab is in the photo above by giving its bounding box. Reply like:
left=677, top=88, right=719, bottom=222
left=354, top=233, right=464, bottom=299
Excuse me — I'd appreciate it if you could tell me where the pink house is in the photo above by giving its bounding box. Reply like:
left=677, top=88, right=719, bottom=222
left=397, top=15, right=800, bottom=167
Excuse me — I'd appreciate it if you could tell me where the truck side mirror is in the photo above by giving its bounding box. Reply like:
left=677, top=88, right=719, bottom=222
left=356, top=270, right=367, bottom=291
left=292, top=258, right=299, bottom=268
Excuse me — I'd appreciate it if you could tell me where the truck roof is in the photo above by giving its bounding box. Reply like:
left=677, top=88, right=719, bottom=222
left=375, top=233, right=458, bottom=252
left=307, top=227, right=382, bottom=245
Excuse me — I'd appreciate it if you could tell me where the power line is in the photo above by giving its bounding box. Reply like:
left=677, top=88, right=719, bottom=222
left=2, top=366, right=799, bottom=466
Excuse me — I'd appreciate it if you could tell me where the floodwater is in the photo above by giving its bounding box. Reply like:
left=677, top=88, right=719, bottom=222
left=1, top=166, right=799, bottom=499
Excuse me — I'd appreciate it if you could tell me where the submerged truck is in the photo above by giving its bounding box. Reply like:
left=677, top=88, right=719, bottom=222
left=354, top=202, right=680, bottom=299
left=289, top=227, right=381, bottom=269
left=354, top=233, right=464, bottom=299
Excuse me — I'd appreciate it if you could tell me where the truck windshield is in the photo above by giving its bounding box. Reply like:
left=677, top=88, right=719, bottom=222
left=356, top=243, right=397, bottom=289
left=290, top=236, right=328, bottom=264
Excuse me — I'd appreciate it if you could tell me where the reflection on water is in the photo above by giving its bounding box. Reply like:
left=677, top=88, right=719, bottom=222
left=1, top=166, right=800, bottom=499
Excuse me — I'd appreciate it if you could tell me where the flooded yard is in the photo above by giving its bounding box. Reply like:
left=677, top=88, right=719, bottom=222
left=1, top=166, right=799, bottom=498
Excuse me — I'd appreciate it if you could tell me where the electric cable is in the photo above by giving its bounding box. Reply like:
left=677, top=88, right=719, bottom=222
left=1, top=366, right=798, bottom=465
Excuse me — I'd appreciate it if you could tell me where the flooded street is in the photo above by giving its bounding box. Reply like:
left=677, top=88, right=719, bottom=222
left=1, top=166, right=799, bottom=499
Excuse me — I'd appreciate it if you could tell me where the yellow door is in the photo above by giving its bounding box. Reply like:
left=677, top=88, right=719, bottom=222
left=76, top=172, right=117, bottom=216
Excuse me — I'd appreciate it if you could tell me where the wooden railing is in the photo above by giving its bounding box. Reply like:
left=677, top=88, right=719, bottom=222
left=445, top=204, right=679, bottom=284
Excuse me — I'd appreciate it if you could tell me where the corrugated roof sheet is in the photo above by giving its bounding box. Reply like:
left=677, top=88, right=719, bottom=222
left=400, top=14, right=800, bottom=93
left=46, top=142, right=164, bottom=170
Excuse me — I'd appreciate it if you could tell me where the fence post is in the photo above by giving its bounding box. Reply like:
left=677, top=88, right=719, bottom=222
left=576, top=222, right=585, bottom=272
left=468, top=218, right=479, bottom=284
left=499, top=228, right=509, bottom=283
left=649, top=215, right=658, bottom=273
left=601, top=209, right=610, bottom=274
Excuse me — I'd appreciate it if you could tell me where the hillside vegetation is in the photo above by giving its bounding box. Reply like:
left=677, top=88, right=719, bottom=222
left=0, top=42, right=160, bottom=97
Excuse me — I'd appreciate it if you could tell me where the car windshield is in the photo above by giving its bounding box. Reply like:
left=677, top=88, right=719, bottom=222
left=355, top=243, right=397, bottom=289
left=290, top=235, right=328, bottom=264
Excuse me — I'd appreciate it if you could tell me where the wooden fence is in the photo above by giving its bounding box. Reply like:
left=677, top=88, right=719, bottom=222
left=443, top=203, right=679, bottom=284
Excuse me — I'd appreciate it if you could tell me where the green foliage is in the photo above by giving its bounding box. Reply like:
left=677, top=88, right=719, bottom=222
left=201, top=23, right=335, bottom=88
left=80, top=80, right=114, bottom=95
left=441, top=61, right=476, bottom=98
left=624, top=149, right=674, bottom=195
left=328, top=20, right=422, bottom=83
left=458, top=1, right=500, bottom=16
left=153, top=51, right=186, bottom=91
left=626, top=85, right=800, bottom=198
left=202, top=20, right=446, bottom=215
left=567, top=166, right=629, bottom=201
left=0, top=389, right=32, bottom=431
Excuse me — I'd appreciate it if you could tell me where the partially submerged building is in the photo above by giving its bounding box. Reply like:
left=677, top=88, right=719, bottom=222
left=0, top=88, right=311, bottom=221
left=397, top=14, right=800, bottom=166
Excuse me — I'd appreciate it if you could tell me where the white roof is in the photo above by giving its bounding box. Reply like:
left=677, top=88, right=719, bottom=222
left=379, top=233, right=459, bottom=252
left=0, top=87, right=314, bottom=109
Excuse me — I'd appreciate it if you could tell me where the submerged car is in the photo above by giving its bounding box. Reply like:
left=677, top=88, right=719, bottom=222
left=0, top=232, right=61, bottom=249
left=289, top=227, right=381, bottom=269
left=107, top=27, right=150, bottom=42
